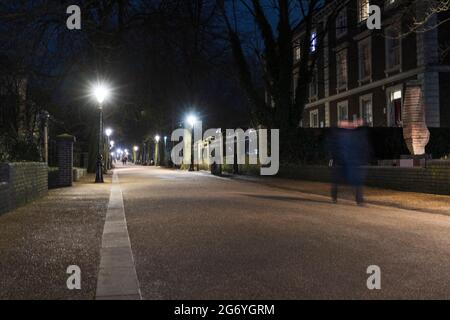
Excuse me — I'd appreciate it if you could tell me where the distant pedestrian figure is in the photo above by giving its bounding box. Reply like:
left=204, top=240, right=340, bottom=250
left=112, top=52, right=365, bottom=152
left=328, top=119, right=369, bottom=205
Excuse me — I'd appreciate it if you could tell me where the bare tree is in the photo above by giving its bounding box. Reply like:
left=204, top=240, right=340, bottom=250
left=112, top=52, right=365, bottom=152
left=387, top=0, right=450, bottom=62
left=217, top=0, right=348, bottom=131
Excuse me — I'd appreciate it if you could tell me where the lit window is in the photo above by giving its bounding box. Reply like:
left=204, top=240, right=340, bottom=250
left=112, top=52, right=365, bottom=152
left=358, top=0, right=370, bottom=23
left=311, top=29, right=317, bottom=52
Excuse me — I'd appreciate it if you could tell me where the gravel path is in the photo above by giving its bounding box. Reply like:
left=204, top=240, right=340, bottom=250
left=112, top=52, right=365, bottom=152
left=0, top=174, right=110, bottom=299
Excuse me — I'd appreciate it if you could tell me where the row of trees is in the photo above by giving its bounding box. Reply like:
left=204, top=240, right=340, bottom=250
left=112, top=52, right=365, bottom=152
left=1, top=0, right=449, bottom=163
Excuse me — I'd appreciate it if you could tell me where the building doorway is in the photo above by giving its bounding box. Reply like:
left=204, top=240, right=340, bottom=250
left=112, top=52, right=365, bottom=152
left=387, top=86, right=403, bottom=127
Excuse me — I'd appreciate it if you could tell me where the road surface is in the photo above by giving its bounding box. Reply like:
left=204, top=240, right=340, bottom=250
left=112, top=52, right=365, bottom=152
left=111, top=165, right=450, bottom=299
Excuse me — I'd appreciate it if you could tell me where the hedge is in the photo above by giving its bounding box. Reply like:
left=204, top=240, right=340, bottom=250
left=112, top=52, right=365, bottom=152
left=281, top=128, right=450, bottom=164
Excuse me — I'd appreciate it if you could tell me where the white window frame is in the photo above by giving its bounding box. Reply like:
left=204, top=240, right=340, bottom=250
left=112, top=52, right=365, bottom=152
left=358, top=37, right=372, bottom=82
left=386, top=85, right=403, bottom=127
left=337, top=101, right=349, bottom=122
left=311, top=29, right=317, bottom=53
left=310, top=109, right=319, bottom=128
left=294, top=39, right=301, bottom=61
left=358, top=0, right=370, bottom=23
left=359, top=94, right=373, bottom=127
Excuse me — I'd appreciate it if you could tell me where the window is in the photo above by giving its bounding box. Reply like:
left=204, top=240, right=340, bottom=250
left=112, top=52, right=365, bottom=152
left=309, top=67, right=318, bottom=100
left=336, top=49, right=348, bottom=90
left=337, top=101, right=349, bottom=122
left=360, top=94, right=373, bottom=126
left=336, top=9, right=347, bottom=38
left=310, top=110, right=319, bottom=128
left=358, top=0, right=370, bottom=23
left=385, top=26, right=401, bottom=70
left=311, top=29, right=317, bottom=52
left=294, top=39, right=301, bottom=61
left=295, top=46, right=301, bottom=61
left=358, top=37, right=372, bottom=81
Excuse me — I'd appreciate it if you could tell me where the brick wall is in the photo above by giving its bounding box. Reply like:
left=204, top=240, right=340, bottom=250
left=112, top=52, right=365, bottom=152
left=0, top=162, right=48, bottom=214
left=278, top=165, right=450, bottom=196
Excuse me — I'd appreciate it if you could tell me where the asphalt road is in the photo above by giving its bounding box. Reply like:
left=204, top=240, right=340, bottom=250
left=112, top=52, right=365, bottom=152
left=117, top=166, right=450, bottom=300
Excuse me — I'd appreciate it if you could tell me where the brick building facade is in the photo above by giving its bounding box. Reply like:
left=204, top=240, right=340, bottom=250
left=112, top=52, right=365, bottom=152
left=293, top=0, right=450, bottom=129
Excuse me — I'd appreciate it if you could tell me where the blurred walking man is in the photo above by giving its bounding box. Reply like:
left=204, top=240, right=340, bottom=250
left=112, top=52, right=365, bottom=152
left=328, top=119, right=369, bottom=205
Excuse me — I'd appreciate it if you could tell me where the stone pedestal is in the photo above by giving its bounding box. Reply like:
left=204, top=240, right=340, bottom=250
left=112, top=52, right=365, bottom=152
left=56, top=134, right=76, bottom=187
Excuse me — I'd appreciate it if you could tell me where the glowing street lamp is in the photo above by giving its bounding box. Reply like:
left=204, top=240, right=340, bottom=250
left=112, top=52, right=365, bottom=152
left=92, top=82, right=111, bottom=183
left=186, top=115, right=197, bottom=128
left=94, top=84, right=109, bottom=104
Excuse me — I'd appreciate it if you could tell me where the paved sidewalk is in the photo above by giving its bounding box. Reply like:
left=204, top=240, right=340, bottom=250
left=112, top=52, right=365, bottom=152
left=230, top=175, right=450, bottom=216
left=0, top=174, right=110, bottom=299
left=96, top=171, right=141, bottom=300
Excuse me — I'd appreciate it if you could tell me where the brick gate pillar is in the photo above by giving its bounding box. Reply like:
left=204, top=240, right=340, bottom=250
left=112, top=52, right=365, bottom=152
left=56, top=134, right=76, bottom=187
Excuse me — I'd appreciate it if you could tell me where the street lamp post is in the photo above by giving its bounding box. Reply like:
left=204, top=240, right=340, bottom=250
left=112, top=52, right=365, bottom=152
left=164, top=136, right=168, bottom=166
left=93, top=84, right=110, bottom=183
left=154, top=135, right=161, bottom=166
left=186, top=115, right=197, bottom=171
left=105, top=128, right=112, bottom=171
left=110, top=140, right=115, bottom=168
left=133, top=146, right=139, bottom=164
